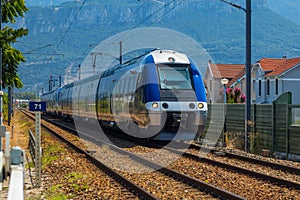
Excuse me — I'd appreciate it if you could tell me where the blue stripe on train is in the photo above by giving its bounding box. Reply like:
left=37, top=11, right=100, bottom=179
left=189, top=58, right=207, bottom=102
left=143, top=55, right=160, bottom=103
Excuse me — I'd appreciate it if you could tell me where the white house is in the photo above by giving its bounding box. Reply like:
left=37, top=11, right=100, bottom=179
left=204, top=61, right=245, bottom=103
left=252, top=57, right=300, bottom=104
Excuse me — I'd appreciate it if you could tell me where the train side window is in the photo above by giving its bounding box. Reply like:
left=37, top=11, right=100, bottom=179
left=122, top=79, right=126, bottom=96
left=124, top=78, right=129, bottom=95
left=122, top=79, right=127, bottom=96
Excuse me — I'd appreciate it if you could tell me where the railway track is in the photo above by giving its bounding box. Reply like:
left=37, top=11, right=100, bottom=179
left=21, top=109, right=244, bottom=199
left=147, top=141, right=300, bottom=190
left=119, top=141, right=300, bottom=199
left=23, top=110, right=300, bottom=199
left=189, top=143, right=300, bottom=181
left=21, top=110, right=154, bottom=199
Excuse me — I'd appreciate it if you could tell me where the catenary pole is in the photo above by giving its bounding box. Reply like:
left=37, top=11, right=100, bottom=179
left=0, top=0, right=3, bottom=127
left=220, top=0, right=251, bottom=152
left=245, top=0, right=251, bottom=152
left=0, top=0, right=4, bottom=152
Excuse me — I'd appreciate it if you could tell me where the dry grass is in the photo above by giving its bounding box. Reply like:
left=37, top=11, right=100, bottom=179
left=3, top=110, right=35, bottom=150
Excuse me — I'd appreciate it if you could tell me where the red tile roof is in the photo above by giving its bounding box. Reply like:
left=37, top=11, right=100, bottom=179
left=265, top=57, right=300, bottom=77
left=227, top=67, right=245, bottom=87
left=256, top=58, right=286, bottom=71
left=209, top=63, right=245, bottom=79
left=208, top=56, right=300, bottom=87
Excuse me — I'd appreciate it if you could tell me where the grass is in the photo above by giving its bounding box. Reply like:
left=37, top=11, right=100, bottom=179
left=42, top=144, right=65, bottom=168
left=44, top=184, right=68, bottom=200
left=66, top=172, right=90, bottom=192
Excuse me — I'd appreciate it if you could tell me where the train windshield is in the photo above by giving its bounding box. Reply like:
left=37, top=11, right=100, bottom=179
left=157, top=65, right=193, bottom=90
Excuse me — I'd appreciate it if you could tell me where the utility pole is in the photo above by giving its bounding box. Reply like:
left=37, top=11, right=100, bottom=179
left=119, top=41, right=122, bottom=65
left=245, top=0, right=251, bottom=152
left=220, top=0, right=251, bottom=152
left=0, top=0, right=3, bottom=127
left=0, top=0, right=6, bottom=153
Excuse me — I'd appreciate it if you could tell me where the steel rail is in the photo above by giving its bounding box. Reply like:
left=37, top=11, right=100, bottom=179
left=159, top=143, right=300, bottom=190
left=189, top=143, right=300, bottom=176
left=100, top=141, right=245, bottom=200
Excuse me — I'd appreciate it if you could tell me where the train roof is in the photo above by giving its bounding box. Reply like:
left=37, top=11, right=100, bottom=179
left=105, top=49, right=190, bottom=74
left=50, top=49, right=191, bottom=91
left=148, top=49, right=190, bottom=64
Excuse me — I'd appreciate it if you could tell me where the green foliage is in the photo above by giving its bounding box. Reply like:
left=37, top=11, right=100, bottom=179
left=2, top=0, right=28, bottom=23
left=2, top=92, right=8, bottom=121
left=1, top=0, right=28, bottom=89
left=66, top=172, right=89, bottom=192
left=42, top=144, right=65, bottom=167
left=249, top=132, right=262, bottom=155
left=44, top=184, right=68, bottom=200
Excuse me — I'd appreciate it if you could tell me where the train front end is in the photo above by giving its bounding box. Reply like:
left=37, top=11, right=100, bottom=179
left=136, top=50, right=207, bottom=140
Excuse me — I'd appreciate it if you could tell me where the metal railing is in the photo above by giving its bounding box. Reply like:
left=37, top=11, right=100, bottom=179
left=28, top=130, right=42, bottom=187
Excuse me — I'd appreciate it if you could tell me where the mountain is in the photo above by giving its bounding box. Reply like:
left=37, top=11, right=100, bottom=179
left=25, top=0, right=300, bottom=25
left=267, top=0, right=300, bottom=25
left=25, top=0, right=68, bottom=7
left=12, top=0, right=300, bottom=92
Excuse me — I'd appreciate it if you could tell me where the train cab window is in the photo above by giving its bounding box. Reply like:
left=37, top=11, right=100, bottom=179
left=158, top=65, right=193, bottom=90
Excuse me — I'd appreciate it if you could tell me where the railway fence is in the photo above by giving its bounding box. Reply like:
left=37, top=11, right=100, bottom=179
left=203, top=92, right=300, bottom=161
left=28, top=130, right=42, bottom=187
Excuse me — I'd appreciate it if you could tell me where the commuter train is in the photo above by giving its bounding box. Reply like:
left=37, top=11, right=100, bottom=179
left=41, top=49, right=207, bottom=140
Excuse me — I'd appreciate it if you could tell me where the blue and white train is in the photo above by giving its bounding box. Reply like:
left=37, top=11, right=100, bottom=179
left=41, top=49, right=207, bottom=140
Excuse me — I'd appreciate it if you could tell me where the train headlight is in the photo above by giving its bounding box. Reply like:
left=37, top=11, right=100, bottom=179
left=152, top=102, right=159, bottom=109
left=198, top=103, right=204, bottom=109
left=189, top=103, right=195, bottom=109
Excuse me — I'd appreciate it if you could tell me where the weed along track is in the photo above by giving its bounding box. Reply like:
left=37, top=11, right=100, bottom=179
left=41, top=136, right=141, bottom=199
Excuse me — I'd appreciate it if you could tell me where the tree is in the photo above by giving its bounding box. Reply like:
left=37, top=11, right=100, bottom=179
left=1, top=0, right=28, bottom=88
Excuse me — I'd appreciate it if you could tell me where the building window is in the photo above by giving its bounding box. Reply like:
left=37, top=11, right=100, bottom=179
left=258, top=80, right=261, bottom=96
left=267, top=79, right=270, bottom=95
left=275, top=78, right=278, bottom=95
left=209, top=79, right=212, bottom=94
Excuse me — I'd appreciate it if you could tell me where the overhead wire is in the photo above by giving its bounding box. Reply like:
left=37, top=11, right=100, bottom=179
left=53, top=0, right=79, bottom=44
left=27, top=1, right=181, bottom=61
left=85, top=0, right=150, bottom=55
left=55, top=0, right=86, bottom=49
left=87, top=0, right=148, bottom=51
left=132, top=0, right=175, bottom=29
left=24, top=44, right=52, bottom=54
left=108, top=0, right=181, bottom=50
left=23, top=0, right=84, bottom=57
left=144, top=0, right=185, bottom=27
left=96, top=0, right=170, bottom=49
left=116, top=1, right=148, bottom=32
